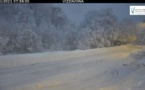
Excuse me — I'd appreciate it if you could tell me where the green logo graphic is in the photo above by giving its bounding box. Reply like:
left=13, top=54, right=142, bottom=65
left=131, top=7, right=135, bottom=14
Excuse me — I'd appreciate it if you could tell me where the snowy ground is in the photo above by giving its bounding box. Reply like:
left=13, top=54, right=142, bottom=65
left=0, top=44, right=145, bottom=90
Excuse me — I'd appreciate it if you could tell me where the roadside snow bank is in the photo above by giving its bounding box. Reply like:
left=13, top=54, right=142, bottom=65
left=129, top=46, right=145, bottom=70
left=131, top=46, right=145, bottom=60
left=0, top=45, right=130, bottom=69
left=138, top=57, right=145, bottom=65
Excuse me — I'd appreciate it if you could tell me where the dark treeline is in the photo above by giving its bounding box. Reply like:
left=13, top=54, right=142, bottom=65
left=0, top=4, right=141, bottom=55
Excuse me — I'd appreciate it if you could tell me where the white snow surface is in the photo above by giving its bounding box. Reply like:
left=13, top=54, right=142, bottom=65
left=0, top=44, right=145, bottom=90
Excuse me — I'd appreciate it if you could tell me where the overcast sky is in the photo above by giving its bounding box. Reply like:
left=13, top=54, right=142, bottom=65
left=54, top=3, right=145, bottom=25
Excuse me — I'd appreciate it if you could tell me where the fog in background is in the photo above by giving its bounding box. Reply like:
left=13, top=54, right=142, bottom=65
left=54, top=3, right=145, bottom=25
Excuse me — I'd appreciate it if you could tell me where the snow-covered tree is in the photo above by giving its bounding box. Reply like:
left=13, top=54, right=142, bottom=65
left=136, top=29, right=145, bottom=44
left=16, top=29, right=43, bottom=53
left=0, top=4, right=72, bottom=54
left=0, top=36, right=9, bottom=55
left=118, top=18, right=137, bottom=44
left=0, top=4, right=139, bottom=55
left=64, top=23, right=78, bottom=50
left=78, top=8, right=118, bottom=49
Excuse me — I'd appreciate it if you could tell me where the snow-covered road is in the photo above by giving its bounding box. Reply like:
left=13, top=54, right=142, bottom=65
left=0, top=45, right=145, bottom=90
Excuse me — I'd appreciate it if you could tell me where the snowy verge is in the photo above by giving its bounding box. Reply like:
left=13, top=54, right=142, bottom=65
left=129, top=46, right=145, bottom=69
left=0, top=45, right=128, bottom=69
left=130, top=46, right=145, bottom=60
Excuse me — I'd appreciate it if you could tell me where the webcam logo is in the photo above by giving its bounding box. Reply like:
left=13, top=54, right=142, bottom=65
left=130, top=6, right=145, bottom=15
left=131, top=7, right=135, bottom=14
